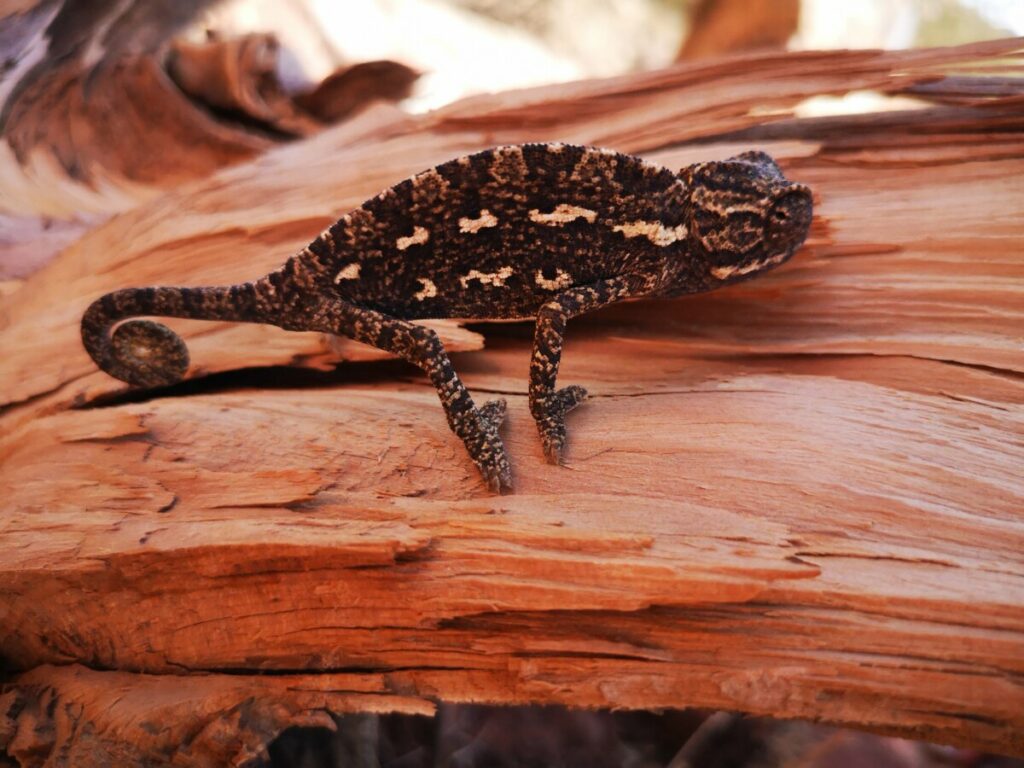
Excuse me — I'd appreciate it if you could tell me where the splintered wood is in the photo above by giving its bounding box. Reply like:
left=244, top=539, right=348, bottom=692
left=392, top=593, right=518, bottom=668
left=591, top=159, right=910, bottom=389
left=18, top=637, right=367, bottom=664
left=1, top=38, right=1023, bottom=766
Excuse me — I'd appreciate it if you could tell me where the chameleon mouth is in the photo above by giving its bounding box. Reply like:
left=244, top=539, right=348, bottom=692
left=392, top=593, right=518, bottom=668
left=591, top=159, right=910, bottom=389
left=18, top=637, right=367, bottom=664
left=767, top=186, right=813, bottom=248
left=709, top=250, right=789, bottom=280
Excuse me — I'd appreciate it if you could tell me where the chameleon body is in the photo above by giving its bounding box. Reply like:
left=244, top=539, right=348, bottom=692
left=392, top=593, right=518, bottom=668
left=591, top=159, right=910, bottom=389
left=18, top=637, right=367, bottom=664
left=82, top=143, right=813, bottom=492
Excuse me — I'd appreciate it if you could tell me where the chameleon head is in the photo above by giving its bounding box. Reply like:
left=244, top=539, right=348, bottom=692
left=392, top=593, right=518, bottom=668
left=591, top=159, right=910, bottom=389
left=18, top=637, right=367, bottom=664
left=682, top=151, right=813, bottom=285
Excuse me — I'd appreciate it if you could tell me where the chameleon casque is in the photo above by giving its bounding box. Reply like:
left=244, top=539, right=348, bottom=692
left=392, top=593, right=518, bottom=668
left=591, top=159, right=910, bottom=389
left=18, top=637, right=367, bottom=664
left=82, top=143, right=813, bottom=492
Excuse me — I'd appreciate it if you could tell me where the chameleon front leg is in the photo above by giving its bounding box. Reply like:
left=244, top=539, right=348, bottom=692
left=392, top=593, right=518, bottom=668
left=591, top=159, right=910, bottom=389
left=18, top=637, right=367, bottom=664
left=309, top=297, right=512, bottom=492
left=529, top=275, right=641, bottom=463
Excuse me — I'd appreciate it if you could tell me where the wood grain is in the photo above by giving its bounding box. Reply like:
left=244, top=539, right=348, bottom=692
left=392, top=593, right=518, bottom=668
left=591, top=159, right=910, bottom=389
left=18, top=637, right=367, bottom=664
left=2, top=38, right=1023, bottom=765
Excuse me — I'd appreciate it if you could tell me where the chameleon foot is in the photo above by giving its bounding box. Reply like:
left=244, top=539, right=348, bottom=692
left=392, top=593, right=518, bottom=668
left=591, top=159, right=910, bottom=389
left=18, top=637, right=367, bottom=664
left=465, top=399, right=512, bottom=493
left=534, top=385, right=588, bottom=464
left=479, top=397, right=507, bottom=429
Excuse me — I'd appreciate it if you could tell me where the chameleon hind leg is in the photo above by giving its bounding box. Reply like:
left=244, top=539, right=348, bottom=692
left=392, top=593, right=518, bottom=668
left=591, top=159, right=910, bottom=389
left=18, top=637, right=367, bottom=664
left=529, top=276, right=640, bottom=463
left=310, top=297, right=512, bottom=492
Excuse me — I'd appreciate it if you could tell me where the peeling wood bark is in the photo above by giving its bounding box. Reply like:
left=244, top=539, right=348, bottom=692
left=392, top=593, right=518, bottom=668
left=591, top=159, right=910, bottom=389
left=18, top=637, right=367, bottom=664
left=0, top=1, right=416, bottom=278
left=1, top=38, right=1023, bottom=766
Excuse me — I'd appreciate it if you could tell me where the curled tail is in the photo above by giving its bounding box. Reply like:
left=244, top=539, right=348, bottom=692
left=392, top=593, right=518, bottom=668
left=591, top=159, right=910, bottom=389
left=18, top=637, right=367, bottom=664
left=81, top=281, right=274, bottom=387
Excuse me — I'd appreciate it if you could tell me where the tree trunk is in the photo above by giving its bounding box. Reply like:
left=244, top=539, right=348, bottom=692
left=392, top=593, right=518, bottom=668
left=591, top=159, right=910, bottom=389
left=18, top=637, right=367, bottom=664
left=2, top=38, right=1023, bottom=766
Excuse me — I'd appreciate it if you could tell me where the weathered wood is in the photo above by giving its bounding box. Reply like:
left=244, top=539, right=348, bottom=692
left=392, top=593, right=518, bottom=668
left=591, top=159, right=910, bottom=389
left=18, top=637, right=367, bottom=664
left=0, top=2, right=415, bottom=278
left=1, top=665, right=432, bottom=767
left=2, top=39, right=1023, bottom=766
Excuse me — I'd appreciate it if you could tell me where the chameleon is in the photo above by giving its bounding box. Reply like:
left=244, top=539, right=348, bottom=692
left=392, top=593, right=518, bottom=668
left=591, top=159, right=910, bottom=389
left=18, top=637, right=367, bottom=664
left=82, top=143, right=813, bottom=493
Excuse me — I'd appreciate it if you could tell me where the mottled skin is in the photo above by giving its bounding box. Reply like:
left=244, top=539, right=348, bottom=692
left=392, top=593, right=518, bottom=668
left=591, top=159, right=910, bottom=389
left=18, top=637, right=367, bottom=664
left=82, top=144, right=813, bottom=492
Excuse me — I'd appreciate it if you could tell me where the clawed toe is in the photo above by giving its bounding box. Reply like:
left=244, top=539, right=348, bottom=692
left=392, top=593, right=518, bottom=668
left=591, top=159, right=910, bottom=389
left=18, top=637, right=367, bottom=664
left=479, top=398, right=508, bottom=428
left=555, top=385, right=588, bottom=414
left=466, top=400, right=513, bottom=493
left=465, top=386, right=583, bottom=489
left=533, top=385, right=588, bottom=465
left=542, top=435, right=565, bottom=465
left=477, top=440, right=513, bottom=493
left=483, top=460, right=513, bottom=493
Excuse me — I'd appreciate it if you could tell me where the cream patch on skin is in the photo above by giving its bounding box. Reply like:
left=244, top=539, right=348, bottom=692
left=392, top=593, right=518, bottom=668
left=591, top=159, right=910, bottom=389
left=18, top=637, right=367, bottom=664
left=410, top=168, right=450, bottom=207
left=613, top=220, right=688, bottom=247
left=571, top=148, right=618, bottom=184
left=318, top=227, right=335, bottom=248
left=396, top=226, right=429, bottom=250
left=711, top=251, right=788, bottom=279
left=333, top=263, right=361, bottom=283
left=460, top=266, right=514, bottom=288
left=459, top=209, right=498, bottom=233
left=411, top=168, right=448, bottom=190
left=708, top=201, right=769, bottom=216
left=528, top=204, right=598, bottom=226
left=413, top=277, right=438, bottom=300
left=489, top=146, right=529, bottom=185
left=535, top=268, right=573, bottom=290
left=693, top=189, right=770, bottom=217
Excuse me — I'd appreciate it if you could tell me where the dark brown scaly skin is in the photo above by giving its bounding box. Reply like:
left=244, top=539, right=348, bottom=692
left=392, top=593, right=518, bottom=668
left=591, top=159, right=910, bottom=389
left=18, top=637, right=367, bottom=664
left=82, top=144, right=813, bottom=493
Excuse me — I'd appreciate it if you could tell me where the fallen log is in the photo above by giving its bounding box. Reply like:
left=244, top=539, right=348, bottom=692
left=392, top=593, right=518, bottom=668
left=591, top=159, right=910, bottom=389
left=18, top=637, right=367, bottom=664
left=2, top=38, right=1023, bottom=766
